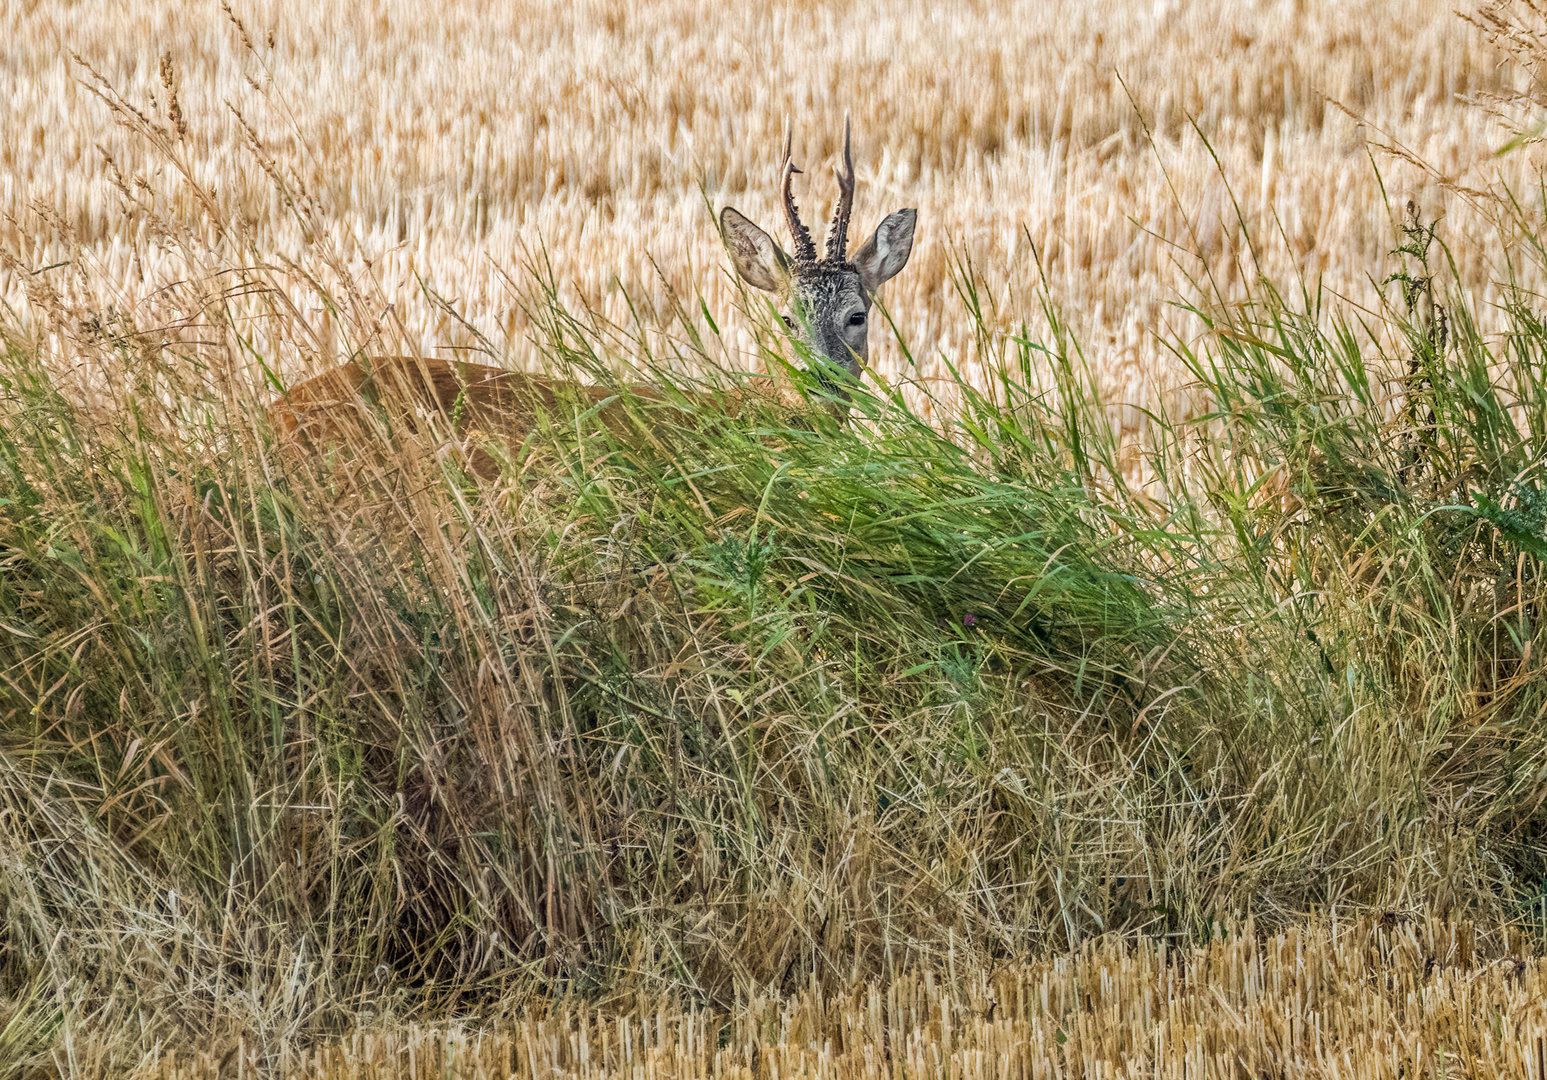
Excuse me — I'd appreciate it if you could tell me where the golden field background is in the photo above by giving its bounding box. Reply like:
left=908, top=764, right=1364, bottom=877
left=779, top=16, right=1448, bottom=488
left=3, top=0, right=1539, bottom=436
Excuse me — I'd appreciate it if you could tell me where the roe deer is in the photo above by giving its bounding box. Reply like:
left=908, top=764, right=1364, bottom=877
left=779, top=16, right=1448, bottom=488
left=270, top=119, right=916, bottom=478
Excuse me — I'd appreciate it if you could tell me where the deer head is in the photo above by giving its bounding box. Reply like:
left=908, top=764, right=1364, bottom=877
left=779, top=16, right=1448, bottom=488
left=720, top=118, right=917, bottom=400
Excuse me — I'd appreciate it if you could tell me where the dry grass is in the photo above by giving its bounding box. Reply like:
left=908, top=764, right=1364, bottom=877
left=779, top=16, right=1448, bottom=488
left=4, top=0, right=1542, bottom=434
left=145, top=918, right=1547, bottom=1078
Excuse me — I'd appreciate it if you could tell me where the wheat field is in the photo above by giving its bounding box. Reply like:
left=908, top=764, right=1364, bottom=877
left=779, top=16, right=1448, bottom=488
left=4, top=0, right=1541, bottom=434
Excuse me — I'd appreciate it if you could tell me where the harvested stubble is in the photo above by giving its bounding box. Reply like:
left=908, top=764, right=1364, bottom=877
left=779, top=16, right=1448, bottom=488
left=3, top=0, right=1541, bottom=434
left=151, top=919, right=1547, bottom=1080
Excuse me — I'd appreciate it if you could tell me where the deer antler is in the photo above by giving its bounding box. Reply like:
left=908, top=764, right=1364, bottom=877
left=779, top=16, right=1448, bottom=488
left=825, top=114, right=855, bottom=264
left=780, top=120, right=818, bottom=264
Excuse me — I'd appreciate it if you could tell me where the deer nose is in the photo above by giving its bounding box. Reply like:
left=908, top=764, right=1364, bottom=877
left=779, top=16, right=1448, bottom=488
left=820, top=330, right=847, bottom=364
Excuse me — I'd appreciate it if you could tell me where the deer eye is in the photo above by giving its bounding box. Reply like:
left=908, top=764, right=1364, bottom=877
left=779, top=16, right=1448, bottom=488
left=847, top=312, right=867, bottom=328
left=781, top=315, right=796, bottom=330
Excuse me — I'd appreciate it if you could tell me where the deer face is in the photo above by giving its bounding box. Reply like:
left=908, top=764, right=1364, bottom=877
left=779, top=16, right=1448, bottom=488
left=721, top=120, right=916, bottom=396
left=785, top=268, right=873, bottom=381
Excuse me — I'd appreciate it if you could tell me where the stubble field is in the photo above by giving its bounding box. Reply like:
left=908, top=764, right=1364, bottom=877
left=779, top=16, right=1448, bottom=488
left=5, top=0, right=1539, bottom=431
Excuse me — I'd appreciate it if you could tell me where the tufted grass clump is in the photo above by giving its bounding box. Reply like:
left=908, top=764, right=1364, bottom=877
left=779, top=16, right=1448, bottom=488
left=9, top=200, right=1547, bottom=1067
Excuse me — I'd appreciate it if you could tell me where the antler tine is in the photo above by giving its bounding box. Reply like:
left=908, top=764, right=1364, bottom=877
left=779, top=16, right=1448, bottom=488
left=779, top=119, right=818, bottom=264
left=826, top=113, right=855, bottom=264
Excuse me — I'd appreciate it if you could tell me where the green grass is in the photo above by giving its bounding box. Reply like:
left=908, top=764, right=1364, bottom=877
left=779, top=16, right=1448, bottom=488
left=9, top=54, right=1547, bottom=1077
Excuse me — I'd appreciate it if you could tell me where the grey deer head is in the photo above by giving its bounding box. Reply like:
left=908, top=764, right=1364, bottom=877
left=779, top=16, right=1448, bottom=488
left=720, top=119, right=917, bottom=399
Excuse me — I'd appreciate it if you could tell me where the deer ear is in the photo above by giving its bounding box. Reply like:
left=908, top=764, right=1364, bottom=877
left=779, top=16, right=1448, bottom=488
left=852, top=209, right=916, bottom=300
left=721, top=207, right=790, bottom=294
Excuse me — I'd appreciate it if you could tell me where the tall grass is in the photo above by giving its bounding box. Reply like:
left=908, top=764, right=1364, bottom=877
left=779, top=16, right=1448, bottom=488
left=8, top=8, right=1547, bottom=1073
